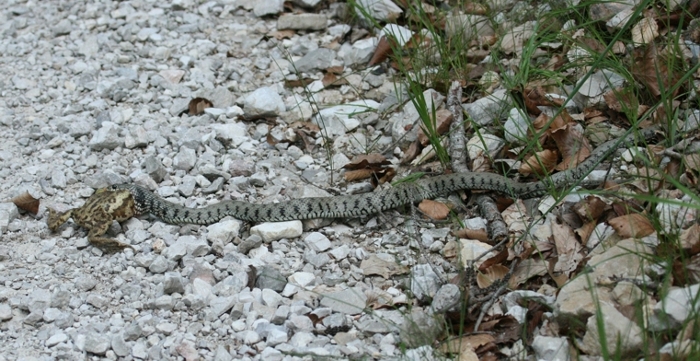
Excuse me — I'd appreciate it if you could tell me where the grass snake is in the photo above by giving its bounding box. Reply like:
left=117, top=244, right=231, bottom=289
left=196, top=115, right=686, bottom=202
left=109, top=127, right=658, bottom=224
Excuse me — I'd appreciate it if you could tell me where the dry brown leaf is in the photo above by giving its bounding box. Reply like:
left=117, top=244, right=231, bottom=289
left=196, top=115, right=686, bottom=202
left=674, top=253, right=700, bottom=286
left=531, top=112, right=551, bottom=133
left=508, top=258, right=549, bottom=288
left=650, top=103, right=681, bottom=127
left=458, top=239, right=497, bottom=268
left=662, top=0, right=700, bottom=28
left=466, top=64, right=487, bottom=80
left=284, top=78, right=315, bottom=88
left=545, top=54, right=567, bottom=71
left=603, top=87, right=646, bottom=116
left=307, top=313, right=322, bottom=327
left=684, top=153, right=700, bottom=172
left=404, top=32, right=437, bottom=56
left=559, top=207, right=584, bottom=229
left=523, top=86, right=562, bottom=115
left=463, top=2, right=488, bottom=15
left=322, top=72, right=348, bottom=87
left=552, top=221, right=583, bottom=276
left=681, top=170, right=698, bottom=191
left=478, top=249, right=509, bottom=272
left=661, top=154, right=679, bottom=177
left=188, top=97, right=213, bottom=115
left=416, top=109, right=454, bottom=146
left=418, top=199, right=450, bottom=220
left=575, top=221, right=597, bottom=247
left=578, top=37, right=607, bottom=54
left=360, top=255, right=409, bottom=278
left=631, top=17, right=659, bottom=45
left=476, top=264, right=509, bottom=289
left=458, top=348, right=479, bottom=361
left=631, top=43, right=680, bottom=98
left=477, top=315, right=521, bottom=343
left=608, top=213, right=655, bottom=238
left=265, top=132, right=279, bottom=146
left=501, top=199, right=529, bottom=234
left=603, top=88, right=637, bottom=113
left=454, top=228, right=489, bottom=242
left=326, top=65, right=344, bottom=74
left=444, top=240, right=459, bottom=260
left=344, top=154, right=389, bottom=169
left=465, top=49, right=490, bottom=64
left=475, top=346, right=500, bottom=361
left=440, top=334, right=495, bottom=357
left=549, top=107, right=574, bottom=130
left=375, top=167, right=396, bottom=187
left=12, top=192, right=40, bottom=215
left=677, top=316, right=699, bottom=343
left=691, top=21, right=700, bottom=44
left=573, top=196, right=607, bottom=221
left=611, top=40, right=627, bottom=54
left=368, top=293, right=408, bottom=310
left=636, top=105, right=650, bottom=116
left=344, top=169, right=375, bottom=182
left=583, top=108, right=604, bottom=118
left=520, top=149, right=558, bottom=176
left=289, top=122, right=321, bottom=153
left=611, top=198, right=645, bottom=217
left=601, top=179, right=624, bottom=192
left=366, top=289, right=399, bottom=310
left=521, top=87, right=543, bottom=115
left=368, top=36, right=394, bottom=67
left=471, top=155, right=492, bottom=173
left=629, top=167, right=662, bottom=193
left=588, top=115, right=609, bottom=124
left=343, top=154, right=394, bottom=185
left=551, top=123, right=592, bottom=171
left=550, top=272, right=569, bottom=287
left=680, top=223, right=700, bottom=253
left=321, top=72, right=337, bottom=87
left=366, top=299, right=395, bottom=311
left=400, top=141, right=421, bottom=164
left=389, top=56, right=413, bottom=71
left=659, top=339, right=696, bottom=361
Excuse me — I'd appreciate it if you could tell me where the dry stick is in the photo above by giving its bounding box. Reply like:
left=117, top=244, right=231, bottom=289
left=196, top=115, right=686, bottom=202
left=472, top=260, right=519, bottom=332
left=474, top=196, right=508, bottom=243
left=447, top=82, right=467, bottom=173
left=445, top=82, right=509, bottom=243
left=446, top=81, right=513, bottom=330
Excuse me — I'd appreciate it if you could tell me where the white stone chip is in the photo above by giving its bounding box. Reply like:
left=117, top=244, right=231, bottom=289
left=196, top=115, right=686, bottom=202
left=251, top=221, right=303, bottom=242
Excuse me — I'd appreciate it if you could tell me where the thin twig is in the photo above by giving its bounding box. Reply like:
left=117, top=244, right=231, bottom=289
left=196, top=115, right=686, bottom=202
left=472, top=259, right=519, bottom=331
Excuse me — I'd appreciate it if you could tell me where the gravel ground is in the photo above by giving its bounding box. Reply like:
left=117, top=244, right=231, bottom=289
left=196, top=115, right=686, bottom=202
left=5, top=1, right=696, bottom=360
left=0, top=1, right=447, bottom=360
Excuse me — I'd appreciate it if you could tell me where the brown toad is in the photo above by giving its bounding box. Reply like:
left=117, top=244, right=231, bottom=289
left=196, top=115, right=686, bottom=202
left=47, top=188, right=136, bottom=252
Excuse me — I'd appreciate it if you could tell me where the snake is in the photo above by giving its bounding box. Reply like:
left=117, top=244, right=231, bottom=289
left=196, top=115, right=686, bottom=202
left=109, top=127, right=658, bottom=225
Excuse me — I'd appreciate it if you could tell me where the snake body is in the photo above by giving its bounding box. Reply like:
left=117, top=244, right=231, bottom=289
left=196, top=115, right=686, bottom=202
left=110, top=127, right=657, bottom=225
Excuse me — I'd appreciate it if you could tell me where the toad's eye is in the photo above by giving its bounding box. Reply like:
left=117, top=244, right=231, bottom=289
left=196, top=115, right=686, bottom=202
left=109, top=184, right=129, bottom=191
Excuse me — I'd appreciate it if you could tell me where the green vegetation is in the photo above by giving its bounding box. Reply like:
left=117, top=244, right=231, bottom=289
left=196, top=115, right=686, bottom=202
left=348, top=0, right=700, bottom=359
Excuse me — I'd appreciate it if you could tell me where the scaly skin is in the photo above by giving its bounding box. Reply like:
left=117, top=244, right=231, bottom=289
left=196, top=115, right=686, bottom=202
left=107, top=127, right=658, bottom=225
